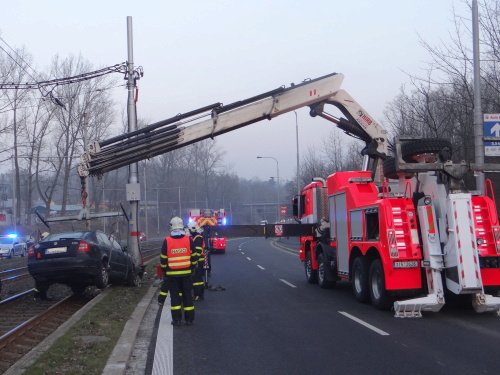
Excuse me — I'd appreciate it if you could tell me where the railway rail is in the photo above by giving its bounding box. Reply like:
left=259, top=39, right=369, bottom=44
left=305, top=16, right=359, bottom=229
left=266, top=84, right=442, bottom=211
left=140, top=240, right=161, bottom=263
left=0, top=293, right=89, bottom=373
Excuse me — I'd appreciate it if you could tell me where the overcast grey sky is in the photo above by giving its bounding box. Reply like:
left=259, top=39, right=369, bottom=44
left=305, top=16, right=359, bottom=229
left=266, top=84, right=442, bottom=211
left=1, top=0, right=469, bottom=182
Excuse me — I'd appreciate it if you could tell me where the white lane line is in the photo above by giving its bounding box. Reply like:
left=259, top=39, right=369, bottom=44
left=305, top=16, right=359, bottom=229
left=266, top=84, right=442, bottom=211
left=246, top=257, right=252, bottom=261
left=152, top=297, right=173, bottom=374
left=279, top=279, right=297, bottom=288
left=257, top=265, right=265, bottom=270
left=338, top=311, right=389, bottom=336
left=241, top=251, right=245, bottom=255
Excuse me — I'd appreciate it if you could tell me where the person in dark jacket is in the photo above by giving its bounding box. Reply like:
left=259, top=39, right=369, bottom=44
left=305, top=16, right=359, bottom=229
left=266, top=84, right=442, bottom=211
left=158, top=216, right=198, bottom=326
left=188, top=222, right=206, bottom=301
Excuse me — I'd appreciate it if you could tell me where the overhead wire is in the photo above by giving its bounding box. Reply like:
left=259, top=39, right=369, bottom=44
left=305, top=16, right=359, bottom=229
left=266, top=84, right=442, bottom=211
left=0, top=35, right=129, bottom=108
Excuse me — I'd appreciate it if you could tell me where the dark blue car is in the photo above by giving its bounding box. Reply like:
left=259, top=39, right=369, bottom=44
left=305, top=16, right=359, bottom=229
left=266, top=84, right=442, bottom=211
left=28, top=230, right=141, bottom=298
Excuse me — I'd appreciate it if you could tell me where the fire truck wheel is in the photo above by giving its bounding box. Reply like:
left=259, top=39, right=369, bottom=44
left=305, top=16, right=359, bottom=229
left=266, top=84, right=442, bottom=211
left=352, top=257, right=370, bottom=303
left=304, top=251, right=318, bottom=284
left=317, top=252, right=335, bottom=289
left=368, top=259, right=392, bottom=310
left=401, top=138, right=452, bottom=163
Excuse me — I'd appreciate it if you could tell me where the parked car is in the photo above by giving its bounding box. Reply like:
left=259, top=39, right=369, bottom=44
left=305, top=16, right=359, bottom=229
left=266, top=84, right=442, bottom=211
left=28, top=230, right=141, bottom=298
left=0, top=234, right=27, bottom=258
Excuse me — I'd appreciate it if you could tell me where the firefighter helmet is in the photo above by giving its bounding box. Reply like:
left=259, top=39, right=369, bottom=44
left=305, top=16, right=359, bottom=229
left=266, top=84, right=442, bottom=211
left=169, top=216, right=184, bottom=231
left=188, top=222, right=203, bottom=234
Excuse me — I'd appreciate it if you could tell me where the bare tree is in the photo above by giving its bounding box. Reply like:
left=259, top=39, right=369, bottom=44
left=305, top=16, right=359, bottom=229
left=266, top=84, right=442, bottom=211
left=0, top=46, right=33, bottom=225
left=42, top=54, right=116, bottom=213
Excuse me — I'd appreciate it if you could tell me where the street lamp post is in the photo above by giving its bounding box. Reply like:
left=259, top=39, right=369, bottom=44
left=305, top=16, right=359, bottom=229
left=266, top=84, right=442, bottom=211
left=294, top=111, right=300, bottom=218
left=257, top=156, right=280, bottom=222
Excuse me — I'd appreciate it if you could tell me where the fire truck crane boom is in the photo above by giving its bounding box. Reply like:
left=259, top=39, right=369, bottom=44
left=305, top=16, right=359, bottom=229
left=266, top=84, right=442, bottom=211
left=78, top=72, right=388, bottom=177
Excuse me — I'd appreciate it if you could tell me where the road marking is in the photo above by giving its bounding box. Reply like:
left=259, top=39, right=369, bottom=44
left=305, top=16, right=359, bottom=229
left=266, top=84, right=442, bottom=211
left=241, top=251, right=245, bottom=255
left=279, top=279, right=297, bottom=288
left=338, top=311, right=390, bottom=336
left=152, top=298, right=173, bottom=374
left=257, top=265, right=265, bottom=270
left=270, top=240, right=298, bottom=256
left=246, top=257, right=252, bottom=261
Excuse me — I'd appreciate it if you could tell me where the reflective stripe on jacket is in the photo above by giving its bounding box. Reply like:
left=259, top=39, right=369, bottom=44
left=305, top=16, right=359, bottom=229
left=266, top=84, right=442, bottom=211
left=192, top=234, right=205, bottom=263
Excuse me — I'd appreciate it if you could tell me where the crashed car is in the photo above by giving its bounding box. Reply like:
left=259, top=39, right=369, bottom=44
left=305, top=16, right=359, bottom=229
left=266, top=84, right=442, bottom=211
left=28, top=230, right=141, bottom=297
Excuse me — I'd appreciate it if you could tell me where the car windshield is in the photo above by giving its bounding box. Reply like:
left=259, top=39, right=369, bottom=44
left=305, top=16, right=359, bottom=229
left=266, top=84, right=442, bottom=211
left=45, top=232, right=87, bottom=241
left=0, top=237, right=16, bottom=245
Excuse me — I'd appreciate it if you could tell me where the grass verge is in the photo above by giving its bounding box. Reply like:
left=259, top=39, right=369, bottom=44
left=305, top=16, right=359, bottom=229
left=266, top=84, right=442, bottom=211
left=24, top=263, right=156, bottom=375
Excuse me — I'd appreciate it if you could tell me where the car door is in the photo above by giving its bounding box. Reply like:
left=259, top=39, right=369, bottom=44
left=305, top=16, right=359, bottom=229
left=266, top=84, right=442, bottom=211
left=110, top=237, right=128, bottom=279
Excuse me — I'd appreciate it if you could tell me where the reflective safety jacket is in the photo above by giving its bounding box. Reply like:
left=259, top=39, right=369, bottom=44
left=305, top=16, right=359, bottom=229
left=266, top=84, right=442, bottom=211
left=160, top=234, right=197, bottom=277
left=192, top=234, right=205, bottom=266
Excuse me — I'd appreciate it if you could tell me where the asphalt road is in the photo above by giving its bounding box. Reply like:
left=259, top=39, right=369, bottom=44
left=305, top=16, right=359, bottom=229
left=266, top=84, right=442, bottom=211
left=173, top=237, right=500, bottom=375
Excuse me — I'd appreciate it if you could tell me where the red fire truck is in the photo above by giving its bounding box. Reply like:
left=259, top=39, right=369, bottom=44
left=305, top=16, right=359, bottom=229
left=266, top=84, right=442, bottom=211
left=188, top=208, right=227, bottom=253
left=295, top=138, right=500, bottom=317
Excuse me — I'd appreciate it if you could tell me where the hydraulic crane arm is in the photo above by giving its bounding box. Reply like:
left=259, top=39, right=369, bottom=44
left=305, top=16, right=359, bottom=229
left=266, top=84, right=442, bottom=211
left=78, top=72, right=388, bottom=177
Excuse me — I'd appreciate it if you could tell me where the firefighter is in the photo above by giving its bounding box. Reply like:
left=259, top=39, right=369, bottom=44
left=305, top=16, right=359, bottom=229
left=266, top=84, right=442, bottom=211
left=158, top=216, right=198, bottom=326
left=188, top=222, right=205, bottom=301
left=202, top=224, right=212, bottom=276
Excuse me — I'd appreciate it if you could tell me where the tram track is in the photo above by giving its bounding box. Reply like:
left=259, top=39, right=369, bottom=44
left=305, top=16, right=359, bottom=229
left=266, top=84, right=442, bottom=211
left=0, top=293, right=92, bottom=373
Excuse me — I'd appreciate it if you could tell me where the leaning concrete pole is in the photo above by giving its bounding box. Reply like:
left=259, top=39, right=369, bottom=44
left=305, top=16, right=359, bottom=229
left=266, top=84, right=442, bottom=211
left=473, top=0, right=484, bottom=193
left=125, top=16, right=142, bottom=267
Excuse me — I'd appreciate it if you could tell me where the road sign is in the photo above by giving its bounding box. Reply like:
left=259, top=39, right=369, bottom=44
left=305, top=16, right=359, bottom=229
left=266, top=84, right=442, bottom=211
left=484, top=114, right=500, bottom=156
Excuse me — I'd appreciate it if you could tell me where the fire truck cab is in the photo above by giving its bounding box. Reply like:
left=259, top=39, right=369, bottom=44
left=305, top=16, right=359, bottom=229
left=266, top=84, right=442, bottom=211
left=189, top=208, right=227, bottom=253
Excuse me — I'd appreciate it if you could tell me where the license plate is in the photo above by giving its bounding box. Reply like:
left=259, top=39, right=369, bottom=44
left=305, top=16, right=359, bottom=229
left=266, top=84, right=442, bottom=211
left=45, top=246, right=67, bottom=254
left=393, top=260, right=418, bottom=269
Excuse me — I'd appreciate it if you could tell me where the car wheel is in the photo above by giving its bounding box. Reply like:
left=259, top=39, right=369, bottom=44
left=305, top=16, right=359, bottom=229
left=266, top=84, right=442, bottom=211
left=95, top=262, right=109, bottom=289
left=369, top=259, right=392, bottom=310
left=352, top=256, right=370, bottom=303
left=35, top=281, right=49, bottom=300
left=305, top=251, right=318, bottom=284
left=71, top=285, right=87, bottom=295
left=127, top=267, right=142, bottom=287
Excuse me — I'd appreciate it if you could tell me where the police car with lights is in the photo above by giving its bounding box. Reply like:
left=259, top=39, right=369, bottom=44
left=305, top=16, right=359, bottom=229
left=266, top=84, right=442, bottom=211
left=0, top=233, right=28, bottom=258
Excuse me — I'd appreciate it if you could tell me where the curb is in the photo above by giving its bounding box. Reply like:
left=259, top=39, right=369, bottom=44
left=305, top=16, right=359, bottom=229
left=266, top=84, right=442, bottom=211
left=4, top=289, right=111, bottom=375
left=102, top=284, right=158, bottom=375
